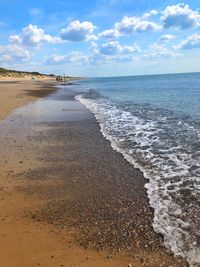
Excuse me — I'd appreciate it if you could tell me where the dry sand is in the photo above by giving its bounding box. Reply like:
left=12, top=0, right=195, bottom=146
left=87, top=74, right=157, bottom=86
left=0, top=79, right=188, bottom=267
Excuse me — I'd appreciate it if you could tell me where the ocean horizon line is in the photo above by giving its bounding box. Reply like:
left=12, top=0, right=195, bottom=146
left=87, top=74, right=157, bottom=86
left=87, top=71, right=200, bottom=79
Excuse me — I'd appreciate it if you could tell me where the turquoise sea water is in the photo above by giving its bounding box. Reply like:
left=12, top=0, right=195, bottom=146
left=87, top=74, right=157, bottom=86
left=74, top=73, right=200, bottom=266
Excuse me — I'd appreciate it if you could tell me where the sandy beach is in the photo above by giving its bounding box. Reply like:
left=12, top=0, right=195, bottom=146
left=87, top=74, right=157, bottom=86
left=0, top=79, right=188, bottom=267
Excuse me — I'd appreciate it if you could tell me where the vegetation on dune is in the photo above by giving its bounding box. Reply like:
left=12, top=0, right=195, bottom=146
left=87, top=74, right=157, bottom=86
left=0, top=67, right=55, bottom=78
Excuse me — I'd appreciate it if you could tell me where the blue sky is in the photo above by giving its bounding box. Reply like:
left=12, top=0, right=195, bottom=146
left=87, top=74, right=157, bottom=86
left=0, top=0, right=200, bottom=76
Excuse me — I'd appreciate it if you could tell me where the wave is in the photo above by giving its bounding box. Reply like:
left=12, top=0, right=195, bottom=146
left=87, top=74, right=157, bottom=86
left=75, top=93, right=200, bottom=267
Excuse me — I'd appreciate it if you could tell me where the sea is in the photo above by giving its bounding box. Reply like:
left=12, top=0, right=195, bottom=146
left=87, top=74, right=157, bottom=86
left=73, top=73, right=200, bottom=267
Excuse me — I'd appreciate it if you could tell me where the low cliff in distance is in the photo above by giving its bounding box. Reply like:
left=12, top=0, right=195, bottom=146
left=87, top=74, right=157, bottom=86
left=0, top=67, right=55, bottom=80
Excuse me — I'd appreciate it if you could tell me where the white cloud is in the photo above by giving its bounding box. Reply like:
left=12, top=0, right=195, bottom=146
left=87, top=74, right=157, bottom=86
left=142, top=10, right=158, bottom=20
left=99, top=12, right=161, bottom=40
left=99, top=28, right=120, bottom=39
left=0, top=44, right=30, bottom=62
left=159, top=34, right=175, bottom=42
left=47, top=55, right=66, bottom=64
left=46, top=51, right=89, bottom=65
left=99, top=41, right=122, bottom=55
left=67, top=51, right=90, bottom=63
left=60, top=20, right=96, bottom=42
left=123, top=44, right=141, bottom=53
left=145, top=42, right=179, bottom=58
left=148, top=43, right=171, bottom=57
left=98, top=41, right=140, bottom=55
left=67, top=41, right=141, bottom=65
left=115, top=15, right=161, bottom=34
left=90, top=41, right=99, bottom=54
left=88, top=41, right=141, bottom=64
left=161, top=4, right=200, bottom=29
left=9, top=35, right=22, bottom=43
left=174, top=34, right=200, bottom=49
left=86, top=34, right=98, bottom=41
left=9, top=24, right=61, bottom=47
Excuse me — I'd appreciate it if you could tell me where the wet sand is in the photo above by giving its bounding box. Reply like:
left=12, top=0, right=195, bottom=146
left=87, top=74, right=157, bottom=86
left=0, top=81, right=188, bottom=266
left=0, top=79, right=56, bottom=120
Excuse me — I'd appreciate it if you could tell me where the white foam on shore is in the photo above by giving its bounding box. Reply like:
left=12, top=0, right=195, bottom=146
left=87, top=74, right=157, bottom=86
left=75, top=94, right=200, bottom=267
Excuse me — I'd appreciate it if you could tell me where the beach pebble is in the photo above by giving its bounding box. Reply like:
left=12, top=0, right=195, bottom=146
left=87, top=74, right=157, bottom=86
left=128, top=264, right=132, bottom=267
left=106, top=255, right=112, bottom=259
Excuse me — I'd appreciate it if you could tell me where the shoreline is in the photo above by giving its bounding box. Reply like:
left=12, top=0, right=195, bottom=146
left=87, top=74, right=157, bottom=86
left=0, top=80, right=188, bottom=266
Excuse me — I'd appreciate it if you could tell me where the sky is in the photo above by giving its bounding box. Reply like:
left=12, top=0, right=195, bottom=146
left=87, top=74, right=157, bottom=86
left=0, top=0, right=200, bottom=77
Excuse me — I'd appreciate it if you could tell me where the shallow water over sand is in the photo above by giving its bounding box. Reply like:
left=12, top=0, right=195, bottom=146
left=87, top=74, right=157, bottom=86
left=11, top=86, right=90, bottom=123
